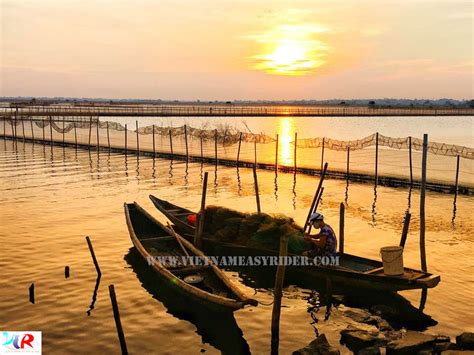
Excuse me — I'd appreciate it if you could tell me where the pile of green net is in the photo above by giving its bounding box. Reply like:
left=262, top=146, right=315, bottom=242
left=202, top=206, right=312, bottom=254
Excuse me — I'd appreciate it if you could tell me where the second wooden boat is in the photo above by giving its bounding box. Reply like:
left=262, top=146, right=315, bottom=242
left=124, top=202, right=257, bottom=311
left=149, top=195, right=441, bottom=292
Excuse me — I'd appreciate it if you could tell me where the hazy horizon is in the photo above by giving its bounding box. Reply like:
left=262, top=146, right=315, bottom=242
left=1, top=0, right=473, bottom=100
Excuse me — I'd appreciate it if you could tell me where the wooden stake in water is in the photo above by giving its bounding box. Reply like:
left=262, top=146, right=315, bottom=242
left=409, top=136, right=413, bottom=186
left=152, top=124, right=155, bottom=155
left=200, top=136, right=203, bottom=160
left=419, top=134, right=428, bottom=272
left=63, top=117, right=66, bottom=146
left=74, top=122, right=78, bottom=150
left=88, top=117, right=92, bottom=149
left=399, top=211, right=411, bottom=248
left=107, top=121, right=111, bottom=151
left=321, top=137, right=325, bottom=172
left=124, top=124, right=128, bottom=156
left=346, top=146, right=350, bottom=179
left=42, top=119, right=45, bottom=142
left=275, top=133, right=279, bottom=174
left=50, top=116, right=53, bottom=146
left=184, top=124, right=189, bottom=161
left=169, top=129, right=173, bottom=156
left=65, top=266, right=70, bottom=279
left=108, top=284, right=128, bottom=355
left=453, top=155, right=460, bottom=205
left=86, top=236, right=102, bottom=276
left=236, top=132, right=242, bottom=166
left=135, top=121, right=139, bottom=157
left=270, top=234, right=289, bottom=355
left=21, top=118, right=25, bottom=142
left=375, top=132, right=379, bottom=187
left=194, top=171, right=209, bottom=247
left=254, top=139, right=257, bottom=166
left=30, top=118, right=35, bottom=142
left=253, top=166, right=261, bottom=213
left=29, top=283, right=35, bottom=304
left=214, top=129, right=218, bottom=166
left=13, top=111, right=17, bottom=140
left=339, top=203, right=345, bottom=254
left=294, top=132, right=297, bottom=173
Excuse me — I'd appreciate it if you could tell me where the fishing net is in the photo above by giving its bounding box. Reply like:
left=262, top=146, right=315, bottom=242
left=3, top=119, right=472, bottom=159
left=202, top=206, right=311, bottom=254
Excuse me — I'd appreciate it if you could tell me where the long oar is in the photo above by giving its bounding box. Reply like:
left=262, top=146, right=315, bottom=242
left=306, top=187, right=324, bottom=235
left=167, top=222, right=190, bottom=258
left=303, top=162, right=328, bottom=233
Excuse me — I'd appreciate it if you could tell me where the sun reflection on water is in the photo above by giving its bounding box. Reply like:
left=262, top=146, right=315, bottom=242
left=277, top=117, right=296, bottom=166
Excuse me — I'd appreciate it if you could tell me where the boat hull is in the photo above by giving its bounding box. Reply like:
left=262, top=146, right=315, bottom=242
left=149, top=195, right=441, bottom=292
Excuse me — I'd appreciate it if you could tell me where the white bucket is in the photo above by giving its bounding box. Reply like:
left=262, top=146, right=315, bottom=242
left=380, top=246, right=404, bottom=275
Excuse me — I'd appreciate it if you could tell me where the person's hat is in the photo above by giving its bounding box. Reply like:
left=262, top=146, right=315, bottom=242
left=309, top=212, right=324, bottom=222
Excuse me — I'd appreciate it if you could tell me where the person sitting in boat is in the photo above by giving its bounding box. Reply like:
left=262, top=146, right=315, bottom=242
left=302, top=212, right=337, bottom=257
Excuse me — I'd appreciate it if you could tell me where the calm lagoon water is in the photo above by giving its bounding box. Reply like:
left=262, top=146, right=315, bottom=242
left=0, top=131, right=473, bottom=353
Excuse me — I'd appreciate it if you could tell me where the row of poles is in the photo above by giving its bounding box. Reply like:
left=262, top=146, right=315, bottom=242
left=2, top=117, right=464, bottom=197
left=22, top=132, right=432, bottom=354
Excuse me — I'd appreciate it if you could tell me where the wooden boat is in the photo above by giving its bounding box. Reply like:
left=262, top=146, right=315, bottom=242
left=124, top=202, right=257, bottom=311
left=149, top=195, right=441, bottom=292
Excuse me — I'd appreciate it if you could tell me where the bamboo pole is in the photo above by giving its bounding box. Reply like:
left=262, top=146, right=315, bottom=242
left=135, top=121, right=139, bottom=157
left=74, top=122, right=78, bottom=150
left=419, top=134, right=428, bottom=272
left=21, top=118, right=25, bottom=142
left=294, top=132, right=297, bottom=172
left=30, top=118, right=34, bottom=142
left=254, top=139, right=257, bottom=166
left=270, top=234, right=289, bottom=355
left=63, top=117, right=66, bottom=146
left=339, top=203, right=345, bottom=254
left=108, top=285, right=128, bottom=355
left=453, top=155, right=460, bottom=204
left=409, top=136, right=413, bottom=186
left=96, top=119, right=100, bottom=149
left=49, top=116, right=53, bottom=146
left=194, top=171, right=208, bottom=247
left=303, top=162, right=328, bottom=233
left=124, top=124, right=128, bottom=155
left=399, top=211, right=411, bottom=248
left=236, top=132, right=242, bottom=166
left=3, top=118, right=5, bottom=139
left=214, top=129, right=218, bottom=166
left=85, top=236, right=102, bottom=276
left=253, top=166, right=261, bottom=213
left=321, top=137, right=325, bottom=172
left=152, top=124, right=155, bottom=155
left=346, top=146, right=350, bottom=178
left=107, top=121, right=111, bottom=151
left=88, top=117, right=92, bottom=148
left=375, top=132, right=379, bottom=187
left=169, top=129, right=173, bottom=156
left=13, top=111, right=17, bottom=140
left=42, top=119, right=45, bottom=142
left=275, top=133, right=279, bottom=174
left=184, top=124, right=189, bottom=161
left=200, top=136, right=203, bottom=160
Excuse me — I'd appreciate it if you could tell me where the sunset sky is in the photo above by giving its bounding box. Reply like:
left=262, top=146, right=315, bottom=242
left=1, top=0, right=472, bottom=100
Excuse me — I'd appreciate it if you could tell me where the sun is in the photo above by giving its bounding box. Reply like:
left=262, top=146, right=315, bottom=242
left=250, top=24, right=329, bottom=76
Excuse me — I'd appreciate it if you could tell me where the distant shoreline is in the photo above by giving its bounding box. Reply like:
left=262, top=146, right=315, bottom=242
left=0, top=97, right=473, bottom=110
